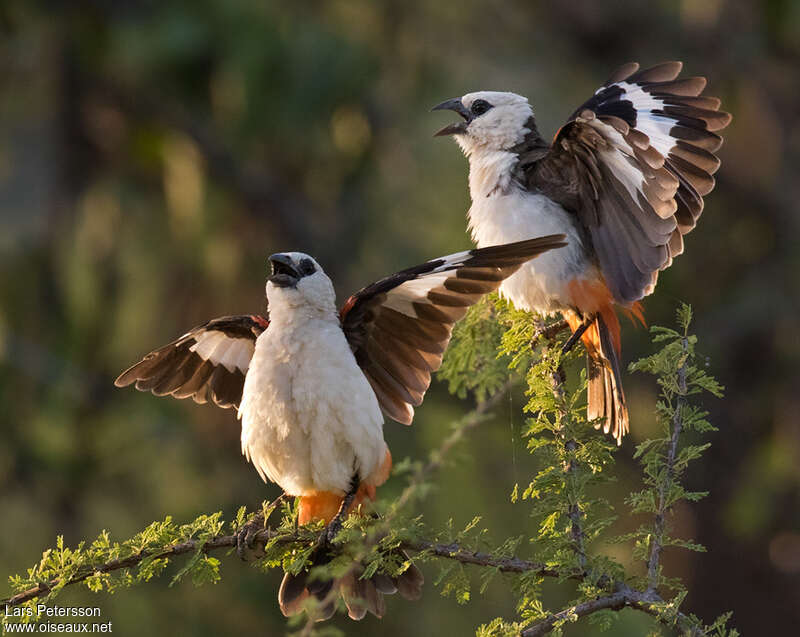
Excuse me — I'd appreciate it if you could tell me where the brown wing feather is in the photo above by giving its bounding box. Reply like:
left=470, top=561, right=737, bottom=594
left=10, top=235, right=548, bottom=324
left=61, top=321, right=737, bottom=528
left=520, top=61, right=730, bottom=304
left=115, top=315, right=268, bottom=410
left=340, top=236, right=567, bottom=424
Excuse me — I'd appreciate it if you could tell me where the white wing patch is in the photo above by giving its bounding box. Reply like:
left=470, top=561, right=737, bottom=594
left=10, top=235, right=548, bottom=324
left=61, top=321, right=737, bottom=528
left=433, top=250, right=472, bottom=269
left=585, top=118, right=644, bottom=203
left=189, top=331, right=254, bottom=373
left=381, top=256, right=472, bottom=318
left=397, top=271, right=451, bottom=295
left=382, top=273, right=450, bottom=317
left=610, top=81, right=676, bottom=158
left=632, top=114, right=678, bottom=158
left=600, top=146, right=643, bottom=202
left=612, top=82, right=664, bottom=109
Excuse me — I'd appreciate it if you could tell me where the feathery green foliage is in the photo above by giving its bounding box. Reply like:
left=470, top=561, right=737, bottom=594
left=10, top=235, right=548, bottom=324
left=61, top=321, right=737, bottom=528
left=3, top=304, right=737, bottom=636
left=438, top=294, right=513, bottom=401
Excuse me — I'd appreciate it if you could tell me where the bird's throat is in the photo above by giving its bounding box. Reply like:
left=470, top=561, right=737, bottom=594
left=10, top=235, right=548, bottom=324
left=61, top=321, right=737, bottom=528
left=467, top=150, right=519, bottom=199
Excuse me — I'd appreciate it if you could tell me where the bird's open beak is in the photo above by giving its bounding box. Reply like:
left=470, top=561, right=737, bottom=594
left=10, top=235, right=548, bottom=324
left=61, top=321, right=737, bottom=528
left=431, top=98, right=470, bottom=136
left=268, top=253, right=300, bottom=288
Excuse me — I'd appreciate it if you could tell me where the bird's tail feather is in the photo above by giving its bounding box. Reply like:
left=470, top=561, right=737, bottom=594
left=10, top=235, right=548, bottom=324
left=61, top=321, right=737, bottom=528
left=278, top=544, right=423, bottom=621
left=566, top=309, right=629, bottom=444
left=586, top=314, right=629, bottom=444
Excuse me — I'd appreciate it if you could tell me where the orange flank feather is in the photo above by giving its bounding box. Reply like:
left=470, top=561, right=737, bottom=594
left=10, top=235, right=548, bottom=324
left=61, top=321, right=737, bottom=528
left=298, top=491, right=347, bottom=526
left=564, top=276, right=638, bottom=444
left=621, top=301, right=646, bottom=328
left=297, top=450, right=393, bottom=525
left=566, top=278, right=621, bottom=356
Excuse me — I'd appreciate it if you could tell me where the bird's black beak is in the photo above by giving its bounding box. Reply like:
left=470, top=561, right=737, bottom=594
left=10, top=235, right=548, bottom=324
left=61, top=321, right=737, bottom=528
left=431, top=98, right=470, bottom=136
left=268, top=253, right=300, bottom=288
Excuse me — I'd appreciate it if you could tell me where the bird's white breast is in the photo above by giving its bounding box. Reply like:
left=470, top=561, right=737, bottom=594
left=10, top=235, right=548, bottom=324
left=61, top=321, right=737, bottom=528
left=468, top=186, right=589, bottom=314
left=238, top=315, right=386, bottom=496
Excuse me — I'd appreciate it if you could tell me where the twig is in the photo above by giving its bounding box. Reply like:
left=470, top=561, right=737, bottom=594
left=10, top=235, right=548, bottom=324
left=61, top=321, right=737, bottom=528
left=2, top=528, right=585, bottom=609
left=1, top=530, right=279, bottom=608
left=521, top=591, right=629, bottom=636
left=535, top=319, right=568, bottom=343
left=646, top=335, right=689, bottom=592
left=534, top=319, right=587, bottom=569
left=403, top=540, right=559, bottom=577
left=521, top=584, right=701, bottom=637
left=391, top=377, right=515, bottom=514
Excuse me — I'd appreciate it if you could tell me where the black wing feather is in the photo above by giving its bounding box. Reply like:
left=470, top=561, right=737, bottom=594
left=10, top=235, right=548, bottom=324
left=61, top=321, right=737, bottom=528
left=520, top=61, right=730, bottom=304
left=115, top=314, right=268, bottom=410
left=340, top=237, right=567, bottom=424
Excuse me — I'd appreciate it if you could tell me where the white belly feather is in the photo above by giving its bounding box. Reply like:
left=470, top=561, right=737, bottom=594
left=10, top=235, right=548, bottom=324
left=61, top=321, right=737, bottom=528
left=238, top=317, right=386, bottom=496
left=468, top=189, right=589, bottom=314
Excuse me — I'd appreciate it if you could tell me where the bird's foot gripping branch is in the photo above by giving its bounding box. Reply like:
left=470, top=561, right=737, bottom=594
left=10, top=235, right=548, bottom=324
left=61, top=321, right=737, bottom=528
left=3, top=302, right=737, bottom=636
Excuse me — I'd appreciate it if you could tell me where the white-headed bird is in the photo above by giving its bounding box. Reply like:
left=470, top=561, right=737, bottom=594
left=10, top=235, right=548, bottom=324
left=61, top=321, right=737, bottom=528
left=432, top=61, right=731, bottom=443
left=115, top=236, right=566, bottom=620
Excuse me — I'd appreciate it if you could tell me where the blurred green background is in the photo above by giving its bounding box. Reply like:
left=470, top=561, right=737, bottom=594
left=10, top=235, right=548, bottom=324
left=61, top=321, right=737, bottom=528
left=1, top=0, right=798, bottom=634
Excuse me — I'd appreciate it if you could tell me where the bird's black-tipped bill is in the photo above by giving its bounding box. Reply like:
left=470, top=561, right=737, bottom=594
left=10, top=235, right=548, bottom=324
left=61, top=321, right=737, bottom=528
left=269, top=254, right=300, bottom=288
left=432, top=98, right=470, bottom=136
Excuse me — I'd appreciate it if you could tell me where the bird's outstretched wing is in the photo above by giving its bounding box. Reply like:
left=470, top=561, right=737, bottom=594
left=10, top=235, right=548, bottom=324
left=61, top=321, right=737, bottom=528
left=115, top=314, right=269, bottom=409
left=339, top=236, right=567, bottom=425
left=517, top=61, right=731, bottom=304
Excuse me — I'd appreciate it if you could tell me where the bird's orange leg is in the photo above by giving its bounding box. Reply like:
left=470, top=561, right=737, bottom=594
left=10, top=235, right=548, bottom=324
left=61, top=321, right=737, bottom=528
left=298, top=449, right=393, bottom=542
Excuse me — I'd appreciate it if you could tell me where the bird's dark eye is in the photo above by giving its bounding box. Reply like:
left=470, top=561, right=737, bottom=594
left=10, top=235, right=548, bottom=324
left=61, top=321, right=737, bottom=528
left=470, top=99, right=492, bottom=116
left=298, top=258, right=316, bottom=277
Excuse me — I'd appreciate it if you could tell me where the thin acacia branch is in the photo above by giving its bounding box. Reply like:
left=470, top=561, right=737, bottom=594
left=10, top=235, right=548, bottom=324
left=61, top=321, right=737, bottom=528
left=391, top=377, right=515, bottom=513
left=521, top=590, right=630, bottom=636
left=534, top=319, right=587, bottom=569
left=646, top=335, right=689, bottom=591
left=3, top=530, right=563, bottom=609
left=403, top=540, right=559, bottom=577
left=1, top=531, right=270, bottom=608
left=518, top=330, right=709, bottom=636
left=1, top=368, right=556, bottom=612
left=520, top=585, right=702, bottom=637
left=535, top=319, right=569, bottom=343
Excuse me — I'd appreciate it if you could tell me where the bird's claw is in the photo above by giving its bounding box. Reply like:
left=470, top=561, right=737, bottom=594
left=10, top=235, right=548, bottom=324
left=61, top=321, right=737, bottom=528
left=322, top=485, right=357, bottom=545
left=324, top=517, right=343, bottom=545
left=561, top=318, right=593, bottom=355
left=236, top=518, right=266, bottom=562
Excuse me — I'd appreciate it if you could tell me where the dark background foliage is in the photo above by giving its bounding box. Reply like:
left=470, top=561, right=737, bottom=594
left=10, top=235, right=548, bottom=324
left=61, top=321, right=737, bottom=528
left=1, top=1, right=797, bottom=634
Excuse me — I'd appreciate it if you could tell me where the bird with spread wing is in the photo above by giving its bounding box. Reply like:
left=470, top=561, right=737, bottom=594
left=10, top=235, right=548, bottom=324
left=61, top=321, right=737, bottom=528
left=115, top=235, right=566, bottom=620
left=433, top=61, right=731, bottom=443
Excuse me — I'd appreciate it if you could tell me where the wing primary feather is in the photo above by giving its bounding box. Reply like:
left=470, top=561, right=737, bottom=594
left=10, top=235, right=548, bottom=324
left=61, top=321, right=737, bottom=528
left=340, top=236, right=566, bottom=422
left=115, top=315, right=264, bottom=409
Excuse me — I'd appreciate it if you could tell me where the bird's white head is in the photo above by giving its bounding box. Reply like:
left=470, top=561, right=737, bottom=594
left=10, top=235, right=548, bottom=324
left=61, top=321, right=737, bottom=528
left=432, top=91, right=534, bottom=155
left=266, top=252, right=336, bottom=318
